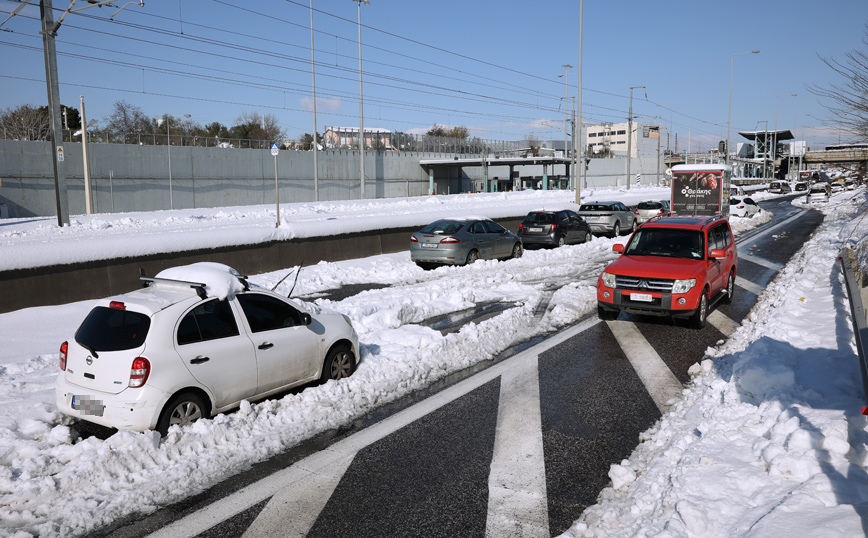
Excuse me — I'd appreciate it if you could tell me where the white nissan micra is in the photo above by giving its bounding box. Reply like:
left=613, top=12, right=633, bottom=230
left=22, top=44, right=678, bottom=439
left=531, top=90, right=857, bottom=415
left=55, top=263, right=359, bottom=435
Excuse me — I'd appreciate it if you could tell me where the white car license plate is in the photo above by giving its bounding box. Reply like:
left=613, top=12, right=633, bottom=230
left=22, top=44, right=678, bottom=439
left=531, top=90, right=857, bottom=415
left=421, top=243, right=438, bottom=249
left=529, top=227, right=543, bottom=233
left=71, top=395, right=105, bottom=416
left=631, top=293, right=653, bottom=303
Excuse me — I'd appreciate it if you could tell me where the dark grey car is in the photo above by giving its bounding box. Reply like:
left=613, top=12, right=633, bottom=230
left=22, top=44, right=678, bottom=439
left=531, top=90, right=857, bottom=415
left=577, top=201, right=637, bottom=237
left=410, top=218, right=523, bottom=268
left=518, top=209, right=592, bottom=247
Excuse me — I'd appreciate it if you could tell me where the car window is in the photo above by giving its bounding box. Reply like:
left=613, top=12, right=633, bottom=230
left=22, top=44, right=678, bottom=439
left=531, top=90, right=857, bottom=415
left=624, top=228, right=704, bottom=260
left=744, top=197, right=756, bottom=205
left=236, top=293, right=304, bottom=333
left=420, top=221, right=464, bottom=235
left=76, top=306, right=151, bottom=352
left=526, top=213, right=554, bottom=224
left=177, top=299, right=239, bottom=346
left=637, top=202, right=663, bottom=210
left=483, top=220, right=505, bottom=233
left=707, top=224, right=731, bottom=255
left=469, top=221, right=488, bottom=234
left=566, top=210, right=579, bottom=221
left=555, top=211, right=568, bottom=222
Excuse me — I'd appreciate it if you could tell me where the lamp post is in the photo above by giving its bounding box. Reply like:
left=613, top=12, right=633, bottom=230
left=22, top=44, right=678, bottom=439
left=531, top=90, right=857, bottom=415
left=309, top=0, right=319, bottom=201
left=558, top=64, right=574, bottom=170
left=353, top=0, right=369, bottom=199
left=657, top=103, right=673, bottom=171
left=575, top=0, right=583, bottom=203
left=162, top=113, right=190, bottom=210
left=625, top=86, right=646, bottom=190
left=774, top=93, right=796, bottom=179
left=726, top=50, right=759, bottom=168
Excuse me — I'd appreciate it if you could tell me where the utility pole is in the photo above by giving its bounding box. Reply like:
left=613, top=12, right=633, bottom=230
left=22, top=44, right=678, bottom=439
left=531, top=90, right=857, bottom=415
left=40, top=0, right=70, bottom=226
left=80, top=94, right=93, bottom=214
left=575, top=0, right=583, bottom=203
left=625, top=86, right=645, bottom=190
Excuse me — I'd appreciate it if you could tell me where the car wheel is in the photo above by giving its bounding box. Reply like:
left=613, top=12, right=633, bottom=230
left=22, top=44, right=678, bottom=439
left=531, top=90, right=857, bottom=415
left=321, top=345, right=355, bottom=382
left=689, top=288, right=709, bottom=329
left=722, top=270, right=735, bottom=305
left=158, top=392, right=207, bottom=436
left=556, top=235, right=566, bottom=247
left=415, top=262, right=433, bottom=271
left=511, top=242, right=523, bottom=259
left=584, top=230, right=593, bottom=243
left=598, top=306, right=619, bottom=321
left=465, top=249, right=479, bottom=265
left=611, top=222, right=621, bottom=238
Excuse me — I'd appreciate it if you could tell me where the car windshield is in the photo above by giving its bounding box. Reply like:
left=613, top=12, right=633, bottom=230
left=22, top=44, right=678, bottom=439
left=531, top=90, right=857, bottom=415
left=637, top=202, right=663, bottom=210
left=580, top=204, right=612, bottom=211
left=525, top=213, right=556, bottom=223
left=75, top=306, right=151, bottom=352
left=420, top=221, right=465, bottom=235
left=624, top=228, right=705, bottom=260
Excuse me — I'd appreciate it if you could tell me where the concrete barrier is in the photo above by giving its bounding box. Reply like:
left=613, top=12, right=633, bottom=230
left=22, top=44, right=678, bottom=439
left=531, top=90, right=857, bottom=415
left=0, top=217, right=524, bottom=314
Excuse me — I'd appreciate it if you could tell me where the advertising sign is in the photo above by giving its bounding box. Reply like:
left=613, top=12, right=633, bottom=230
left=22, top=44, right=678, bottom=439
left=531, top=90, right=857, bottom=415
left=672, top=171, right=723, bottom=216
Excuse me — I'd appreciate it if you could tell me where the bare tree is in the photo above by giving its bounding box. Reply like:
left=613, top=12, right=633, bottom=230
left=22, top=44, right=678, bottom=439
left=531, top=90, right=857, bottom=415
left=0, top=104, right=50, bottom=140
left=808, top=24, right=868, bottom=140
left=426, top=124, right=469, bottom=139
left=105, top=100, right=156, bottom=140
left=230, top=111, right=286, bottom=142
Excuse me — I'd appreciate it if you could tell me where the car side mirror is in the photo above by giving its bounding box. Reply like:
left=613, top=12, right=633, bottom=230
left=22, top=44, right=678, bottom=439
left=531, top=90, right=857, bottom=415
left=613, top=244, right=625, bottom=254
left=302, top=313, right=312, bottom=326
left=709, top=248, right=726, bottom=259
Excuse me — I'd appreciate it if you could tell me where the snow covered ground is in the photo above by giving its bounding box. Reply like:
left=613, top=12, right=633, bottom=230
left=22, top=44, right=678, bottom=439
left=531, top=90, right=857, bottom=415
left=1, top=185, right=867, bottom=537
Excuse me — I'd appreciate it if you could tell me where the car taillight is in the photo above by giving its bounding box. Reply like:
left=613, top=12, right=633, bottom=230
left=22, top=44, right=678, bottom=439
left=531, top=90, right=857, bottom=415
left=737, top=204, right=745, bottom=209
left=410, top=235, right=418, bottom=242
left=110, top=301, right=126, bottom=310
left=550, top=224, right=558, bottom=230
left=129, top=357, right=150, bottom=388
left=519, top=223, right=524, bottom=231
left=60, top=341, right=68, bottom=371
left=440, top=236, right=460, bottom=244
left=634, top=210, right=640, bottom=215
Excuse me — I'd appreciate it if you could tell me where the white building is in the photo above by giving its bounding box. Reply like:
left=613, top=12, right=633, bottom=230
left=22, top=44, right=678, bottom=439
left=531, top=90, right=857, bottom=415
left=584, top=121, right=664, bottom=158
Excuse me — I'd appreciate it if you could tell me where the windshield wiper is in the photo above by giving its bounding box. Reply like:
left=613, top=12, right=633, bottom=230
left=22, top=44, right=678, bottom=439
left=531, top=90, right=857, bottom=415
left=78, top=341, right=99, bottom=359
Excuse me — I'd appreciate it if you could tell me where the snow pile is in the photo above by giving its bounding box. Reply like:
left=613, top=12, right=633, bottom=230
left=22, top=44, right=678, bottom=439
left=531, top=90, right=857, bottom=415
left=560, top=190, right=868, bottom=537
left=155, top=262, right=247, bottom=300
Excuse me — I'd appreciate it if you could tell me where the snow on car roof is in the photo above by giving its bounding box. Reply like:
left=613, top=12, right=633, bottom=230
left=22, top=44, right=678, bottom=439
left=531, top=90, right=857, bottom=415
left=155, top=262, right=247, bottom=300
left=671, top=164, right=732, bottom=172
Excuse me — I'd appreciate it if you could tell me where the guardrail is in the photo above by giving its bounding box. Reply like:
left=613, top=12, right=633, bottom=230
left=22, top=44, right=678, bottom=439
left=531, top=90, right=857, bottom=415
left=838, top=247, right=868, bottom=415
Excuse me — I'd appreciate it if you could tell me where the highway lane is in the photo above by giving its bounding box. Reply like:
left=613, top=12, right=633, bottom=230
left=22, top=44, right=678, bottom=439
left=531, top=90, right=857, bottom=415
left=99, top=196, right=824, bottom=538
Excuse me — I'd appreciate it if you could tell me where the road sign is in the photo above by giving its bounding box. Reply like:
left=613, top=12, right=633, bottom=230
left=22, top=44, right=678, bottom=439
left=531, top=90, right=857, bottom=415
left=271, top=143, right=279, bottom=156
left=56, top=146, right=65, bottom=162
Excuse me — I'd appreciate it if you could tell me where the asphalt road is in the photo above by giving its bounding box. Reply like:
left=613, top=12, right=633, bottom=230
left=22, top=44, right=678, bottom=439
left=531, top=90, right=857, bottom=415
left=99, top=194, right=824, bottom=538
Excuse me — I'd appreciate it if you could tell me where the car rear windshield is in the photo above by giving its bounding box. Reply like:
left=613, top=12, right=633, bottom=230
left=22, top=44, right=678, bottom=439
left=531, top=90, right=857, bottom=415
left=75, top=306, right=150, bottom=352
left=524, top=212, right=556, bottom=223
left=637, top=202, right=663, bottom=210
left=624, top=228, right=705, bottom=260
left=420, top=221, right=465, bottom=234
left=580, top=204, right=612, bottom=211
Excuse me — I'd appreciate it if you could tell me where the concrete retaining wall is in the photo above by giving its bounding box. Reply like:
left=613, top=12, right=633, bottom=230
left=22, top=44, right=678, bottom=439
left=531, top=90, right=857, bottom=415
left=0, top=216, right=524, bottom=314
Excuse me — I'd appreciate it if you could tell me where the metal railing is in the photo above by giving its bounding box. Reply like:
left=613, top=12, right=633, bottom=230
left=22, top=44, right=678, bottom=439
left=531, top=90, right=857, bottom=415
left=839, top=246, right=868, bottom=415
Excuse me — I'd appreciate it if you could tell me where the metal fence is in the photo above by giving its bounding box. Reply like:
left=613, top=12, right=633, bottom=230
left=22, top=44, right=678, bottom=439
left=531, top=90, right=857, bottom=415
left=0, top=127, right=527, bottom=155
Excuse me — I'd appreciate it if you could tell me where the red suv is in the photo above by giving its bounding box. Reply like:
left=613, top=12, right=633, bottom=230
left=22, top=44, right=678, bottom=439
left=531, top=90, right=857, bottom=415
left=596, top=215, right=737, bottom=329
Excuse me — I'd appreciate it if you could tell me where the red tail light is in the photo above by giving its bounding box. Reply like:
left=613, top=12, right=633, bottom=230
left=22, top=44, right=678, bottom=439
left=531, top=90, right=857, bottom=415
left=129, top=357, right=150, bottom=388
left=60, top=341, right=68, bottom=371
left=110, top=301, right=126, bottom=310
left=519, top=223, right=524, bottom=231
left=634, top=210, right=640, bottom=215
left=410, top=235, right=419, bottom=243
left=440, top=236, right=460, bottom=244
left=550, top=224, right=558, bottom=231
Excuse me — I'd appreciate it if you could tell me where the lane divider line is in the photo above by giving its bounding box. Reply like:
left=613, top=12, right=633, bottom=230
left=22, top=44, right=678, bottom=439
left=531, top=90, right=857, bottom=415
left=741, top=254, right=784, bottom=272
left=707, top=310, right=740, bottom=337
left=606, top=320, right=683, bottom=414
left=485, top=355, right=549, bottom=538
left=146, top=317, right=602, bottom=538
left=736, top=276, right=764, bottom=296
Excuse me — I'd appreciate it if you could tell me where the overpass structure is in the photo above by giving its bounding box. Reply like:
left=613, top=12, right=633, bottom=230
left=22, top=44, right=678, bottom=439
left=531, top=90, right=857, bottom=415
left=804, top=147, right=868, bottom=165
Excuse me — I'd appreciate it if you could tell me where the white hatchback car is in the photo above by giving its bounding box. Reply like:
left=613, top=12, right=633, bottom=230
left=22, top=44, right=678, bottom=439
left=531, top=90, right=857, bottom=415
left=730, top=197, right=760, bottom=218
left=55, top=263, right=359, bottom=435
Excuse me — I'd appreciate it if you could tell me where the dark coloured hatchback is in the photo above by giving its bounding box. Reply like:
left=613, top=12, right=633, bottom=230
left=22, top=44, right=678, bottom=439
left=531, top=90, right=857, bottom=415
left=517, top=209, right=592, bottom=248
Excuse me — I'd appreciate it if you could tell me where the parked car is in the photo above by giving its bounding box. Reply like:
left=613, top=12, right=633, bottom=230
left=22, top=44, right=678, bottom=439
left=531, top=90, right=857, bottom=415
left=410, top=218, right=522, bottom=268
left=55, top=263, right=360, bottom=435
left=597, top=215, right=737, bottom=329
left=731, top=186, right=746, bottom=197
left=794, top=181, right=808, bottom=192
left=769, top=181, right=792, bottom=194
left=831, top=180, right=845, bottom=193
left=577, top=201, right=637, bottom=237
left=806, top=182, right=831, bottom=203
left=633, top=200, right=670, bottom=224
left=845, top=179, right=856, bottom=190
left=517, top=209, right=592, bottom=247
left=730, top=197, right=760, bottom=218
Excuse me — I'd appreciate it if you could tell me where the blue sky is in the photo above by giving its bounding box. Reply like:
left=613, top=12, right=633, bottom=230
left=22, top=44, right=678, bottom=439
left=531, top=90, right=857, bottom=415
left=1, top=0, right=866, bottom=151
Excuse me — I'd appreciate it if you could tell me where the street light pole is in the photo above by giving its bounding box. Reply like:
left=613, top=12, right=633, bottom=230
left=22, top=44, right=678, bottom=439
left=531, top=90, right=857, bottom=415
left=625, top=86, right=645, bottom=190
left=163, top=113, right=190, bottom=210
left=310, top=0, right=319, bottom=201
left=575, top=0, right=583, bottom=203
left=353, top=0, right=369, bottom=199
left=727, top=50, right=759, bottom=169
left=774, top=93, right=796, bottom=180
left=657, top=103, right=672, bottom=173
left=558, top=64, right=573, bottom=180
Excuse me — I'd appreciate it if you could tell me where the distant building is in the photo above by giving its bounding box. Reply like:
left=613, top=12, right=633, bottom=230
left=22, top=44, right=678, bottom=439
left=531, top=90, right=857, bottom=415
left=323, top=126, right=392, bottom=150
left=584, top=121, right=664, bottom=158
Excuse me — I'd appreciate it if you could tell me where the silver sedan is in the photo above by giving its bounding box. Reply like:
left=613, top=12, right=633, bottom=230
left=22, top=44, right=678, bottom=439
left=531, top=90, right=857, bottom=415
left=410, top=218, right=523, bottom=268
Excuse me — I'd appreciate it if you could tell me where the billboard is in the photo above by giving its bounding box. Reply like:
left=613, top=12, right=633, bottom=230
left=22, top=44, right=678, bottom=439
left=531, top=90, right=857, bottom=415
left=672, top=171, right=726, bottom=216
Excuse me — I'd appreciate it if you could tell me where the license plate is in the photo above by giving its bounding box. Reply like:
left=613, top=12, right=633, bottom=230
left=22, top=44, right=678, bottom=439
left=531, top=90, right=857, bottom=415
left=631, top=293, right=653, bottom=303
left=71, top=395, right=105, bottom=416
left=529, top=227, right=543, bottom=233
left=421, top=243, right=438, bottom=249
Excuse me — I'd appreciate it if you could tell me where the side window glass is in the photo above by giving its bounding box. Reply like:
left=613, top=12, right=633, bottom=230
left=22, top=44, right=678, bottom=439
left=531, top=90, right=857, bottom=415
left=556, top=211, right=569, bottom=222
left=237, top=293, right=303, bottom=333
left=177, top=299, right=239, bottom=345
left=469, top=222, right=485, bottom=234
left=484, top=221, right=505, bottom=234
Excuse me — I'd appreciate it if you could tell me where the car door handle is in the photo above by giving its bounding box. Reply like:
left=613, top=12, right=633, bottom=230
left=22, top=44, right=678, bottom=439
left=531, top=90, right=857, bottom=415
left=190, top=356, right=210, bottom=364
left=258, top=342, right=274, bottom=350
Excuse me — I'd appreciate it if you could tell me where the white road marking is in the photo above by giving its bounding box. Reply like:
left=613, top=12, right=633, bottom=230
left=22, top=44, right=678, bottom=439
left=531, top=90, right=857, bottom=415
left=736, top=276, right=764, bottom=296
left=146, top=317, right=602, bottom=538
left=707, top=310, right=740, bottom=337
left=606, top=320, right=683, bottom=413
left=742, top=254, right=784, bottom=272
left=485, top=355, right=548, bottom=538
